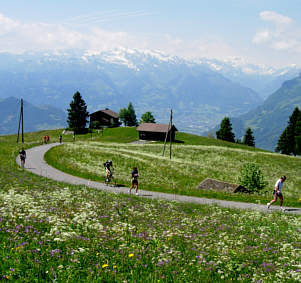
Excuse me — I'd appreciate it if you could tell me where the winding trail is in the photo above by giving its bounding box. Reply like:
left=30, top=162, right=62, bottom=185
left=17, top=143, right=301, bottom=215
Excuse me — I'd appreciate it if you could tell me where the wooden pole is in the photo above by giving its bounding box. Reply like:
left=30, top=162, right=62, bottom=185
left=17, top=106, right=21, bottom=143
left=162, top=109, right=172, bottom=157
left=169, top=109, right=173, bottom=159
left=21, top=99, right=24, bottom=143
left=17, top=98, right=24, bottom=143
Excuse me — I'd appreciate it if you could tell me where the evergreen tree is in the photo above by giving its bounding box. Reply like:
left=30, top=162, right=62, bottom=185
left=295, top=112, right=301, bottom=155
left=119, top=102, right=138, bottom=126
left=242, top=128, right=255, bottom=147
left=276, top=107, right=301, bottom=155
left=67, top=91, right=89, bottom=134
left=216, top=117, right=235, bottom=142
left=140, top=111, right=156, bottom=124
left=275, top=128, right=290, bottom=154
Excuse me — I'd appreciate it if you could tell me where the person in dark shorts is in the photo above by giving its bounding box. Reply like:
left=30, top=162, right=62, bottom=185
left=267, top=176, right=286, bottom=211
left=129, top=166, right=139, bottom=195
left=19, top=147, right=26, bottom=168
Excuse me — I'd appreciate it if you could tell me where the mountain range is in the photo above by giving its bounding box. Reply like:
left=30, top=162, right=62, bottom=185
left=0, top=48, right=300, bottom=149
left=0, top=49, right=267, bottom=134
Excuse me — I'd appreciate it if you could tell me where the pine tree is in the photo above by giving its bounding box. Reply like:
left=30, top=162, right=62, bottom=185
left=276, top=128, right=290, bottom=154
left=127, top=102, right=138, bottom=126
left=119, top=102, right=138, bottom=126
left=242, top=128, right=255, bottom=147
left=216, top=117, right=235, bottom=142
left=67, top=91, right=89, bottom=134
left=295, top=112, right=301, bottom=155
left=140, top=111, right=156, bottom=124
left=276, top=107, right=301, bottom=155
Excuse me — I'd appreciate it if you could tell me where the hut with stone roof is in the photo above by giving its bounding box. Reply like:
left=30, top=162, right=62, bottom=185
left=89, top=108, right=120, bottom=128
left=136, top=123, right=178, bottom=141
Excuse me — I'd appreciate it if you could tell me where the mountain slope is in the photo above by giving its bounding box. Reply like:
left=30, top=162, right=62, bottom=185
left=231, top=74, right=301, bottom=150
left=0, top=97, right=66, bottom=135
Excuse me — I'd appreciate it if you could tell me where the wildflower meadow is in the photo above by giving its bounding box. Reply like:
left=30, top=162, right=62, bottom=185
left=0, top=129, right=300, bottom=282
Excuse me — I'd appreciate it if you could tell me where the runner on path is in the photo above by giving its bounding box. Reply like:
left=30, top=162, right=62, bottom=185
left=267, top=176, right=286, bottom=211
left=129, top=166, right=139, bottom=195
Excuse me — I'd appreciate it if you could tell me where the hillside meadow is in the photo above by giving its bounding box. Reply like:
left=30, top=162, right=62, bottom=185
left=0, top=128, right=300, bottom=282
left=45, top=127, right=301, bottom=207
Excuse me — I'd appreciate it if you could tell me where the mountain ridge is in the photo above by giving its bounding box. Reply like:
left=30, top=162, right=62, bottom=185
left=0, top=49, right=265, bottom=134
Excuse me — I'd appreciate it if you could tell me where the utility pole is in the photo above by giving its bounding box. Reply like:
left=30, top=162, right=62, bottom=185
left=162, top=109, right=173, bottom=159
left=169, top=109, right=173, bottom=159
left=17, top=98, right=24, bottom=144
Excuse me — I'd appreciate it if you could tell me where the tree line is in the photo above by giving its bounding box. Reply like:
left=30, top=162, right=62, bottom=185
left=67, top=91, right=156, bottom=134
left=216, top=107, right=301, bottom=155
left=216, top=117, right=255, bottom=147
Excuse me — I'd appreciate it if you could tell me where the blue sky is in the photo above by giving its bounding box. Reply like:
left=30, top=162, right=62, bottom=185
left=1, top=0, right=301, bottom=67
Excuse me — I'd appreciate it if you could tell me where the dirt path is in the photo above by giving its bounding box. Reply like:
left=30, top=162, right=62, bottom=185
left=16, top=143, right=301, bottom=215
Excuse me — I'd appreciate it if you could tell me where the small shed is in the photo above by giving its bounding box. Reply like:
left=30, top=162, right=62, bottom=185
left=136, top=123, right=178, bottom=141
left=89, top=108, right=120, bottom=128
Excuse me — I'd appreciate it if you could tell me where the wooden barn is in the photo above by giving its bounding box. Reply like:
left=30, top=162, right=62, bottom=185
left=136, top=123, right=178, bottom=141
left=89, top=108, right=120, bottom=128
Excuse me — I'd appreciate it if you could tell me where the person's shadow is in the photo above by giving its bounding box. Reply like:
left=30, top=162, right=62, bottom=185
left=284, top=208, right=300, bottom=212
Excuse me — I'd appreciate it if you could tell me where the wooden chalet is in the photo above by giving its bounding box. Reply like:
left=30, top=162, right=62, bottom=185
left=89, top=108, right=120, bottom=128
left=136, top=123, right=178, bottom=141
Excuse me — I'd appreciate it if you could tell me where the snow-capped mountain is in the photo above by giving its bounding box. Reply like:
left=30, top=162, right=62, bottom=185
left=0, top=47, right=298, bottom=135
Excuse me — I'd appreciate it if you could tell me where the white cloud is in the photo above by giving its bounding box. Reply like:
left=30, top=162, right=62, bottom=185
left=252, top=30, right=270, bottom=44
left=259, top=11, right=292, bottom=25
left=0, top=13, right=133, bottom=53
left=0, top=12, right=238, bottom=62
left=253, top=11, right=301, bottom=53
left=151, top=34, right=237, bottom=60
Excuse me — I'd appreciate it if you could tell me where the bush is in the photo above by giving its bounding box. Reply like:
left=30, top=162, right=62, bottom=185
left=238, top=163, right=267, bottom=193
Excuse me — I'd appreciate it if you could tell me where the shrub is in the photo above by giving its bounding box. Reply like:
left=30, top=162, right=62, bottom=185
left=238, top=163, right=267, bottom=193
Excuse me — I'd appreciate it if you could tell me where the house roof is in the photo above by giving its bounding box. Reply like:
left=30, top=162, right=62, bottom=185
left=89, top=109, right=119, bottom=118
left=136, top=123, right=178, bottom=133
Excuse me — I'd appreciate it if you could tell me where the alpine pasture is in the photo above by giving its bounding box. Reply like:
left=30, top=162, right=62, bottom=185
left=0, top=128, right=300, bottom=282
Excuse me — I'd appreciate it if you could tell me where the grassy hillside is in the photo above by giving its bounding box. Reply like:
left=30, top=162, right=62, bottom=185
left=45, top=127, right=301, bottom=207
left=0, top=128, right=300, bottom=282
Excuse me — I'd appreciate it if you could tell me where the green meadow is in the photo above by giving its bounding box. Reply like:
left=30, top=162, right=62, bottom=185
left=46, top=127, right=301, bottom=207
left=0, top=128, right=300, bottom=282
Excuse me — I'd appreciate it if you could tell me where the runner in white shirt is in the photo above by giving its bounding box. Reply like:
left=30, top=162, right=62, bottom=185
left=267, top=176, right=286, bottom=211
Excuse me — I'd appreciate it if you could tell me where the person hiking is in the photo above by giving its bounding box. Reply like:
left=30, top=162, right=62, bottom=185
left=59, top=135, right=62, bottom=143
left=267, top=176, right=286, bottom=211
left=19, top=147, right=26, bottom=168
left=129, top=166, right=139, bottom=195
